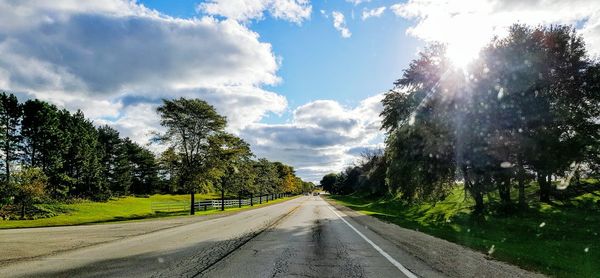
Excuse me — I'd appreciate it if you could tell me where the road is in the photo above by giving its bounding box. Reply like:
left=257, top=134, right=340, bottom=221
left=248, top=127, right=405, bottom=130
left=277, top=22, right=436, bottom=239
left=0, top=196, right=541, bottom=278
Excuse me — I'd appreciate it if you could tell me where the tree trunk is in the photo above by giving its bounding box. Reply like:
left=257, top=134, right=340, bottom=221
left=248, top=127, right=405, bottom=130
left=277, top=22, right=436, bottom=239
left=250, top=194, right=253, bottom=206
left=190, top=191, right=195, bottom=215
left=20, top=202, right=25, bottom=220
left=517, top=164, right=526, bottom=210
left=462, top=166, right=485, bottom=214
left=5, top=141, right=9, bottom=182
left=259, top=193, right=262, bottom=204
left=498, top=175, right=512, bottom=209
left=238, top=192, right=241, bottom=208
left=538, top=173, right=551, bottom=202
left=221, top=189, right=225, bottom=211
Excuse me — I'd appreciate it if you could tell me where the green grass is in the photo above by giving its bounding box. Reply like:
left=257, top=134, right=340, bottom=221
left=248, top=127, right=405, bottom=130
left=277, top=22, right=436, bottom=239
left=0, top=193, right=296, bottom=229
left=329, top=182, right=600, bottom=277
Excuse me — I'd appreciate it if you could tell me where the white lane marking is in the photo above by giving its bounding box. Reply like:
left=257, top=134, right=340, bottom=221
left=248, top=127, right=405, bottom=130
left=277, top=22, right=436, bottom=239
left=326, top=205, right=418, bottom=278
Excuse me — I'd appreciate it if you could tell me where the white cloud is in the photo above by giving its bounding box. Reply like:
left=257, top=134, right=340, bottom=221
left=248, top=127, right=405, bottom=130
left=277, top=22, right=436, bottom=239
left=198, top=0, right=312, bottom=24
left=241, top=94, right=384, bottom=182
left=362, top=6, right=386, bottom=20
left=346, top=0, right=371, bottom=5
left=391, top=0, right=600, bottom=62
left=0, top=0, right=286, bottom=149
left=332, top=11, right=352, bottom=38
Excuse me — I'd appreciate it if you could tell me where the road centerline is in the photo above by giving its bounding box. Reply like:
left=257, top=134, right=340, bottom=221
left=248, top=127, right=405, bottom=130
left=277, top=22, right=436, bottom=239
left=326, top=203, right=418, bottom=278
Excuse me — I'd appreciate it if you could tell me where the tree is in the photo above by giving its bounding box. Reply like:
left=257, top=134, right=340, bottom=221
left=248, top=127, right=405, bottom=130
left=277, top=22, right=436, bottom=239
left=124, top=138, right=159, bottom=195
left=21, top=100, right=67, bottom=198
left=98, top=126, right=131, bottom=195
left=320, top=173, right=338, bottom=194
left=381, top=44, right=458, bottom=202
left=379, top=24, right=600, bottom=213
left=155, top=98, right=226, bottom=214
left=208, top=133, right=253, bottom=211
left=253, top=158, right=279, bottom=198
left=158, top=147, right=181, bottom=193
left=0, top=92, right=22, bottom=183
left=13, top=167, right=47, bottom=219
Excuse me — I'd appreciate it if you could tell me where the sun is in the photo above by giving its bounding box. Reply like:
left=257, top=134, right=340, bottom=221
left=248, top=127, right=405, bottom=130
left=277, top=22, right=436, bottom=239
left=445, top=41, right=481, bottom=70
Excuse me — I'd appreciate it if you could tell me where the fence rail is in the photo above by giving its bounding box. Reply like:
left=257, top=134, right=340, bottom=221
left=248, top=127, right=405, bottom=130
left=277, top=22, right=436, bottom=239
left=150, top=194, right=291, bottom=212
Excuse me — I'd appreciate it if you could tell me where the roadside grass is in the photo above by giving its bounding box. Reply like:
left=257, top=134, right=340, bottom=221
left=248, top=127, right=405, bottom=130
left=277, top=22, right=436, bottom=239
left=0, top=193, right=296, bottom=229
left=328, top=181, right=600, bottom=277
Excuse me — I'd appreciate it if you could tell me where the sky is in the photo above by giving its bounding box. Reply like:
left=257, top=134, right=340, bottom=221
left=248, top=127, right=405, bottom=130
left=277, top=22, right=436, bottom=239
left=1, top=0, right=599, bottom=182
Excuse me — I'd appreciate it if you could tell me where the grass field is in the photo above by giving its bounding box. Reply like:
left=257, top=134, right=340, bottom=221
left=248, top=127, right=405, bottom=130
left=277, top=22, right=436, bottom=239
left=329, top=181, right=600, bottom=277
left=0, top=193, right=296, bottom=229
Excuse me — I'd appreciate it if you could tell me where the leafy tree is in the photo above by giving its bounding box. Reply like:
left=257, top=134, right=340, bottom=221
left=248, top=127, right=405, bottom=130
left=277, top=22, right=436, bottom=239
left=253, top=158, right=279, bottom=196
left=156, top=98, right=226, bottom=214
left=13, top=167, right=47, bottom=219
left=320, top=173, right=338, bottom=194
left=158, top=147, right=181, bottom=193
left=208, top=133, right=253, bottom=210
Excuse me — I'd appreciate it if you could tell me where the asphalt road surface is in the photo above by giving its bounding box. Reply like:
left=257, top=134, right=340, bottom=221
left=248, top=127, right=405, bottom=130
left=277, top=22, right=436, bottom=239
left=0, top=196, right=444, bottom=278
left=0, top=196, right=541, bottom=278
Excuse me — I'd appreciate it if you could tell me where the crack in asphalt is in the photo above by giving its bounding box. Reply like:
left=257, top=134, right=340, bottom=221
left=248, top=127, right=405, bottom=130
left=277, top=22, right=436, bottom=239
left=192, top=202, right=304, bottom=278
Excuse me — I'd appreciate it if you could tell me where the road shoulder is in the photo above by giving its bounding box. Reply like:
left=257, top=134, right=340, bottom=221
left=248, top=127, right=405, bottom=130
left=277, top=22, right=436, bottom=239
left=0, top=196, right=299, bottom=266
left=324, top=197, right=546, bottom=278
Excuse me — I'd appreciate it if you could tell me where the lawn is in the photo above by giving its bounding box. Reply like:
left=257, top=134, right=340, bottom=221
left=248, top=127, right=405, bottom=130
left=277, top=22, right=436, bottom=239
left=329, top=181, right=600, bottom=277
left=0, top=193, right=296, bottom=229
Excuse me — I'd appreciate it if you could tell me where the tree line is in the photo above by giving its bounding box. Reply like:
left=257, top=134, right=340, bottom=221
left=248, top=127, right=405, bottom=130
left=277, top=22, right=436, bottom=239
left=322, top=24, right=600, bottom=213
left=0, top=95, right=311, bottom=218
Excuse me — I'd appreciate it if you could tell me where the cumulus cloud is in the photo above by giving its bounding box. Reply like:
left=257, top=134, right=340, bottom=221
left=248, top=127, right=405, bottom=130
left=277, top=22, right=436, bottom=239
left=362, top=6, right=386, bottom=20
left=391, top=0, right=600, bottom=62
left=332, top=11, right=352, bottom=38
left=241, top=94, right=384, bottom=182
left=198, top=0, right=312, bottom=24
left=0, top=0, right=383, bottom=182
left=0, top=0, right=286, bottom=147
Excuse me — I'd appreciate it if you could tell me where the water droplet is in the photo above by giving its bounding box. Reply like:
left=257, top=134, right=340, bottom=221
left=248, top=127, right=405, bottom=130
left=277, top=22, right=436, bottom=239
left=408, top=114, right=415, bottom=126
left=497, top=88, right=504, bottom=100
left=488, top=245, right=495, bottom=255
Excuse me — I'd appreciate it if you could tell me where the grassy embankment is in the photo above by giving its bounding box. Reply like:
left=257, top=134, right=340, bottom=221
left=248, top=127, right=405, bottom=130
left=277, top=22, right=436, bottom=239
left=0, top=193, right=296, bottom=229
left=329, top=180, right=600, bottom=277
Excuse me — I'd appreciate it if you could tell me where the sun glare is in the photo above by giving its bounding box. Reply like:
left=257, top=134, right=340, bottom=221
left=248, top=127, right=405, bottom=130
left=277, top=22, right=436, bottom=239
left=446, top=42, right=480, bottom=70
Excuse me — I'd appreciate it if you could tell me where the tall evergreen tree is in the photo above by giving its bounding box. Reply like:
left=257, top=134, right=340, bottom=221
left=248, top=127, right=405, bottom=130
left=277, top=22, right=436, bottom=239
left=0, top=92, right=22, bottom=182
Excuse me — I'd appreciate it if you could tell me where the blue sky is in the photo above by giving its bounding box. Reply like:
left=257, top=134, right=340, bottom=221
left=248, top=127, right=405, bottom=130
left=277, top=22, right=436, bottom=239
left=1, top=0, right=599, bottom=181
left=140, top=0, right=421, bottom=118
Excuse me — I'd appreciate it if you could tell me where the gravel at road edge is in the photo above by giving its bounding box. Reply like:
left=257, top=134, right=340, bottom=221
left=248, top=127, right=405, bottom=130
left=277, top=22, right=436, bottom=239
left=324, top=198, right=546, bottom=278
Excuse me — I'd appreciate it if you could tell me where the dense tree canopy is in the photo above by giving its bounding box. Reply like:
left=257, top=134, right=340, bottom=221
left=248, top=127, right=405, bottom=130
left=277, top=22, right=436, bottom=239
left=323, top=24, right=600, bottom=214
left=0, top=94, right=309, bottom=218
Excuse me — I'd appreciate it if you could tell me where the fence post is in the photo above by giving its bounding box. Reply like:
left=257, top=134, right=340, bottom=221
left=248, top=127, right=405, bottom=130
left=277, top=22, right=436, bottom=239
left=238, top=192, right=242, bottom=208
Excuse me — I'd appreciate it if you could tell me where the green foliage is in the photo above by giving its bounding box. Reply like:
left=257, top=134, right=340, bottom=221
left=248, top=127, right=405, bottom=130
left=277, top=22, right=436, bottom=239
left=156, top=98, right=226, bottom=194
left=336, top=24, right=600, bottom=214
left=329, top=182, right=600, bottom=277
left=253, top=158, right=279, bottom=194
left=0, top=92, right=22, bottom=182
left=0, top=95, right=308, bottom=220
left=13, top=167, right=48, bottom=219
